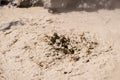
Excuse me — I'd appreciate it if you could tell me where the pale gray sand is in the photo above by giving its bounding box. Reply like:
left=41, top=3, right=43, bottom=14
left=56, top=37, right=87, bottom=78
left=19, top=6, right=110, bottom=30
left=0, top=7, right=120, bottom=80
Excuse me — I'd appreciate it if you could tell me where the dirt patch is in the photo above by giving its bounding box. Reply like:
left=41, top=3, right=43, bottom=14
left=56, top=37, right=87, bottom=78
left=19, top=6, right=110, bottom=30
left=27, top=31, right=113, bottom=70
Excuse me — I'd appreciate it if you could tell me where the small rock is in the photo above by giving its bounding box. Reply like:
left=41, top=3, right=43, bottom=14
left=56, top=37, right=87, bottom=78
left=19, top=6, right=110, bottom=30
left=0, top=20, right=24, bottom=31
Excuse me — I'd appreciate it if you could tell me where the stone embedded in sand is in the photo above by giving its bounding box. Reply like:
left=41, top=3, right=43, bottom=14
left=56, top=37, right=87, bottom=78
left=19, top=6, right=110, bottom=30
left=0, top=20, right=24, bottom=31
left=48, top=8, right=58, bottom=13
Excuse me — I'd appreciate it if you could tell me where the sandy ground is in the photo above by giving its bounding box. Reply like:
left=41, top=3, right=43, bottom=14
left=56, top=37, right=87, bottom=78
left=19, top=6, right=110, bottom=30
left=0, top=7, right=120, bottom=80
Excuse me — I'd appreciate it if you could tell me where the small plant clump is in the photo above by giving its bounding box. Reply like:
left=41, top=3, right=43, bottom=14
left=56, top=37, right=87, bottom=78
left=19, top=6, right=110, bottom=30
left=47, top=32, right=74, bottom=54
left=45, top=32, right=99, bottom=62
